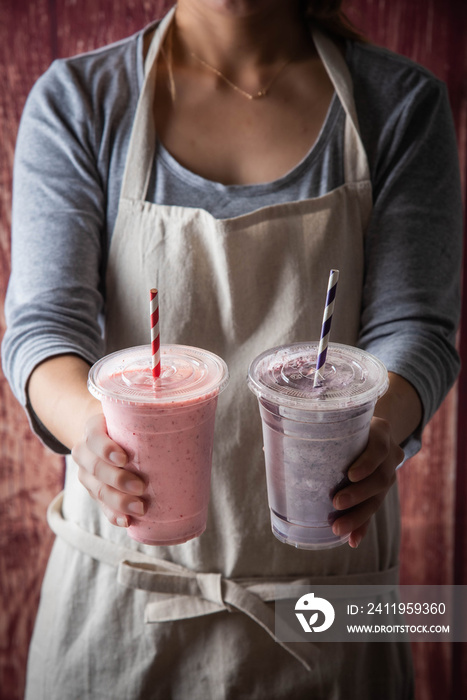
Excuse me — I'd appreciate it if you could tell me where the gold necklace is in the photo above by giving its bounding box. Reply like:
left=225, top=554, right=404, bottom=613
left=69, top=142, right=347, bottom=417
left=189, top=50, right=292, bottom=101
left=161, top=18, right=291, bottom=102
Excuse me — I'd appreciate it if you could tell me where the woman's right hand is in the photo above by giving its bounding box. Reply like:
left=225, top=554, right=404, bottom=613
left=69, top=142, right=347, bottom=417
left=72, top=413, right=147, bottom=528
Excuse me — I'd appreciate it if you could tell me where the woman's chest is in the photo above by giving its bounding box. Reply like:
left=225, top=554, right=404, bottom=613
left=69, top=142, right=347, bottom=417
left=153, top=59, right=335, bottom=186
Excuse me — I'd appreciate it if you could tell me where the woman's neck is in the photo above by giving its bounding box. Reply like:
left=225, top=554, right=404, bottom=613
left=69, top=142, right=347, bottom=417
left=174, top=0, right=313, bottom=75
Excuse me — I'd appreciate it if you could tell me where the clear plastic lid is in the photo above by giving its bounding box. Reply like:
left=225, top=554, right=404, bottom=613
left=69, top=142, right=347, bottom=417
left=88, top=344, right=229, bottom=405
left=247, top=342, right=388, bottom=411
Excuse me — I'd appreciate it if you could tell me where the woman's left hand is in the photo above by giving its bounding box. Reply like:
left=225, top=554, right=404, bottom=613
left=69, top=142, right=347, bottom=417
left=332, top=416, right=405, bottom=548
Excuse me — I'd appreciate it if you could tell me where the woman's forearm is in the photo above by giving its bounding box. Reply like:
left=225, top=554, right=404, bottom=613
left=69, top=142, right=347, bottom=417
left=29, top=354, right=145, bottom=525
left=27, top=354, right=102, bottom=450
left=373, top=371, right=423, bottom=447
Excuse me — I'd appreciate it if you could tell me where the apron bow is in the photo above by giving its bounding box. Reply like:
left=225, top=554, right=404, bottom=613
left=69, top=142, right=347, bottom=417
left=49, top=492, right=319, bottom=672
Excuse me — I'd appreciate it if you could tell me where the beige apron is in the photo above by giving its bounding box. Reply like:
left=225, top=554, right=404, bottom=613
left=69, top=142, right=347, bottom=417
left=26, top=8, right=413, bottom=699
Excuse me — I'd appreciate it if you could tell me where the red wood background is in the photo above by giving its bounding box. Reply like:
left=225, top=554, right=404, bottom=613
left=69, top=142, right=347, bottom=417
left=0, top=1, right=465, bottom=699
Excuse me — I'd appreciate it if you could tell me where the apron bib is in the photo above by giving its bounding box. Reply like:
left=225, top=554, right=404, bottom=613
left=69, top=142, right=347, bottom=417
left=103, top=7, right=395, bottom=581
left=26, top=8, right=413, bottom=699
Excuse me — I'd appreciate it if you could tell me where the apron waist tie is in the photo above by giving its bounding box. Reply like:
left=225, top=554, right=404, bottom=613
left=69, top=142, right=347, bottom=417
left=48, top=491, right=399, bottom=673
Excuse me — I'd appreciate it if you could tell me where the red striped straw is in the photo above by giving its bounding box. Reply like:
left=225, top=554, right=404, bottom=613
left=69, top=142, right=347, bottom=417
left=313, top=269, right=339, bottom=388
left=150, top=288, right=161, bottom=379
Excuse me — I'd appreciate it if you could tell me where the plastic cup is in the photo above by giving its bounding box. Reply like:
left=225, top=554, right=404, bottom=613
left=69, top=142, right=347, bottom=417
left=247, top=342, right=388, bottom=550
left=88, top=344, right=229, bottom=546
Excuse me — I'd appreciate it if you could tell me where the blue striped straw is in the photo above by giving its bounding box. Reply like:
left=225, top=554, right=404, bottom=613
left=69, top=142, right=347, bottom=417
left=313, top=269, right=340, bottom=387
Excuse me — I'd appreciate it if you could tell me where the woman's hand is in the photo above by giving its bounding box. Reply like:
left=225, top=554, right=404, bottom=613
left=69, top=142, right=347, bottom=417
left=72, top=413, right=147, bottom=528
left=27, top=355, right=147, bottom=529
left=331, top=416, right=404, bottom=548
left=331, top=371, right=423, bottom=548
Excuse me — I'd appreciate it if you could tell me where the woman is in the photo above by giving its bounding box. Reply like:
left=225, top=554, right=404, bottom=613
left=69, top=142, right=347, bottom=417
left=2, top=0, right=462, bottom=697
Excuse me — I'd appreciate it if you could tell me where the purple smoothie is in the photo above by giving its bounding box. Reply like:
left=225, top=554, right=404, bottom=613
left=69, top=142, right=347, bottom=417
left=247, top=342, right=388, bottom=549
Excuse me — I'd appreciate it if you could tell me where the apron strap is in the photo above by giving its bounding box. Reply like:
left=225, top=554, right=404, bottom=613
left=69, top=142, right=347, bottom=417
left=119, top=6, right=369, bottom=203
left=312, top=29, right=370, bottom=184
left=48, top=491, right=399, bottom=672
left=119, top=6, right=176, bottom=202
left=118, top=559, right=321, bottom=671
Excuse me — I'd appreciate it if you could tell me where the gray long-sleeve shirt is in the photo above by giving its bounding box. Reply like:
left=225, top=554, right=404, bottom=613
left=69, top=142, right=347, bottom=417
left=2, top=22, right=463, bottom=454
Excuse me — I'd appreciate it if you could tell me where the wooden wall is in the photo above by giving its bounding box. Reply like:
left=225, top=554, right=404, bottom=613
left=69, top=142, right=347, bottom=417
left=345, top=2, right=467, bottom=697
left=0, top=1, right=465, bottom=698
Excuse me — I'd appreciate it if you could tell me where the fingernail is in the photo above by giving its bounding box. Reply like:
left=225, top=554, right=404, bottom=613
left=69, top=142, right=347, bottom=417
left=336, top=492, right=351, bottom=509
left=109, top=451, right=126, bottom=467
left=125, top=479, right=145, bottom=495
left=348, top=467, right=363, bottom=482
left=351, top=533, right=362, bottom=549
left=128, top=500, right=145, bottom=516
left=116, top=515, right=129, bottom=528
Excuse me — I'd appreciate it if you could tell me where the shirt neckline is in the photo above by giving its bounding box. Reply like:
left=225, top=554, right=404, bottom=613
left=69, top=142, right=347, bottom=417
left=156, top=92, right=341, bottom=195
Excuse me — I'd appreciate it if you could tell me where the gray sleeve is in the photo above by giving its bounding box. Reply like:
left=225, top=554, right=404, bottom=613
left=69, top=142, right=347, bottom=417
left=357, top=75, right=462, bottom=457
left=2, top=60, right=107, bottom=452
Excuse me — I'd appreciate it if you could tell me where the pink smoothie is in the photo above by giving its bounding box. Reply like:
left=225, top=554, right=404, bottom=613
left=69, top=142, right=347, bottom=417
left=88, top=345, right=229, bottom=546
